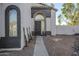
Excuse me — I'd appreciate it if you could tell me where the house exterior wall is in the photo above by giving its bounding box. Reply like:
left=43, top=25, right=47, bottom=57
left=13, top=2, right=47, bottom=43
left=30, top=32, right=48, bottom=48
left=51, top=9, right=56, bottom=35
left=32, top=18, right=51, bottom=32
left=0, top=4, right=5, bottom=37
left=46, top=18, right=51, bottom=31
left=31, top=18, right=34, bottom=31
left=0, top=3, right=32, bottom=50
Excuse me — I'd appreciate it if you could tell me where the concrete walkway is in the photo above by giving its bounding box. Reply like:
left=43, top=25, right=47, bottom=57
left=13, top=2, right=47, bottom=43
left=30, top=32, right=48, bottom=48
left=33, top=36, right=48, bottom=56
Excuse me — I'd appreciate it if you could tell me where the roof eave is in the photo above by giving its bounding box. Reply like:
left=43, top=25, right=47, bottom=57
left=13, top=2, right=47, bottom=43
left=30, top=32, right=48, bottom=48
left=39, top=3, right=58, bottom=11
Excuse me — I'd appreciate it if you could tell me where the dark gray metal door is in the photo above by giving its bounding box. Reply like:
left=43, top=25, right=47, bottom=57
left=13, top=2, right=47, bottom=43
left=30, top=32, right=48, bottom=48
left=35, top=21, right=41, bottom=35
left=0, top=5, right=21, bottom=48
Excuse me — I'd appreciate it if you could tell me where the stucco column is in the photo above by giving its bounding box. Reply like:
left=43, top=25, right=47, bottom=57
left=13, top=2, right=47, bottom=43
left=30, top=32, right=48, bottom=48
left=50, top=9, right=56, bottom=35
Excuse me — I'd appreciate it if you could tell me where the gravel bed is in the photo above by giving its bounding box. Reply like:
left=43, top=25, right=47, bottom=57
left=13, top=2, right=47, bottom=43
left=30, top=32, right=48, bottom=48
left=43, top=35, right=76, bottom=56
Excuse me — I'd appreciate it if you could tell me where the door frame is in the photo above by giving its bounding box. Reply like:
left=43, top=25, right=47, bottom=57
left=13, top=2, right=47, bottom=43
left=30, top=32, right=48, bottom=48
left=34, top=13, right=46, bottom=36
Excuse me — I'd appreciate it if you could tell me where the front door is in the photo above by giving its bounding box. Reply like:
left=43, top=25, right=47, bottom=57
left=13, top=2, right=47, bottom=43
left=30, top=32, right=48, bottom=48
left=0, top=5, right=21, bottom=48
left=35, top=21, right=41, bottom=35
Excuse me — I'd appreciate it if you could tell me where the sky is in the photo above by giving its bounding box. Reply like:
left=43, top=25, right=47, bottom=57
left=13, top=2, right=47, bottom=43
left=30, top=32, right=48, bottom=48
left=54, top=3, right=64, bottom=25
left=54, top=3, right=63, bottom=18
left=54, top=3, right=67, bottom=25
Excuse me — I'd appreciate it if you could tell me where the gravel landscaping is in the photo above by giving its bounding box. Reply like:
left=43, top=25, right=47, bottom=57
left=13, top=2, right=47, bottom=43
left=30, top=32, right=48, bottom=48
left=43, top=35, right=77, bottom=56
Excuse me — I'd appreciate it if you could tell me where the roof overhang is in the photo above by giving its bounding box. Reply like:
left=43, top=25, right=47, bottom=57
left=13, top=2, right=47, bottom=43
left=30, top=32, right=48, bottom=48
left=39, top=3, right=58, bottom=11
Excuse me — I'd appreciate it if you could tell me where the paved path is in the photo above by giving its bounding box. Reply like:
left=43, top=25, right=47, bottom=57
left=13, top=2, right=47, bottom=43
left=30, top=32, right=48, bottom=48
left=33, top=36, right=48, bottom=56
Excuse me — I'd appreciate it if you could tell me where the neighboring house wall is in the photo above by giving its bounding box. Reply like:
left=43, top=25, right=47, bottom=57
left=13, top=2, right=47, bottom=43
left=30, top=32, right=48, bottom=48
left=55, top=25, right=79, bottom=35
left=74, top=26, right=79, bottom=34
left=56, top=26, right=74, bottom=35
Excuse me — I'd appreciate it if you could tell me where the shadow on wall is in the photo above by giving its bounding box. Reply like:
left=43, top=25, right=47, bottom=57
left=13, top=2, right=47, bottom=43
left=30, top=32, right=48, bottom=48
left=23, top=27, right=33, bottom=47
